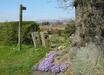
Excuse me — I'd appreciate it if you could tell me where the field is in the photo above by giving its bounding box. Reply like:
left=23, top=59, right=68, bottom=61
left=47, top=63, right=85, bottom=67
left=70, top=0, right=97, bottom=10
left=0, top=45, right=49, bottom=75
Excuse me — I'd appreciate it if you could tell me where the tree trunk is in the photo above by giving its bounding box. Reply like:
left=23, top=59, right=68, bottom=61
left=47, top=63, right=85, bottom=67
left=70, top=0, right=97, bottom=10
left=73, top=0, right=104, bottom=47
left=70, top=0, right=104, bottom=75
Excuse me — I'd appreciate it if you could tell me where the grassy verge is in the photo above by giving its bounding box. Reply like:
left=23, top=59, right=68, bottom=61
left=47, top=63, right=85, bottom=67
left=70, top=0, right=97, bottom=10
left=0, top=45, right=49, bottom=75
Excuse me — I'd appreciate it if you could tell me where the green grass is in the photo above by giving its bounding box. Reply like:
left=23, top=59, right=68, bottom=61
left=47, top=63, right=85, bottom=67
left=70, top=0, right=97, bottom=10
left=0, top=45, right=49, bottom=75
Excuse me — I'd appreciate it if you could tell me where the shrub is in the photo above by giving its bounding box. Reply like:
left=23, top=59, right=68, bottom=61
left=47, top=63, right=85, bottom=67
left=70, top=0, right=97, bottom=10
left=0, top=21, right=40, bottom=45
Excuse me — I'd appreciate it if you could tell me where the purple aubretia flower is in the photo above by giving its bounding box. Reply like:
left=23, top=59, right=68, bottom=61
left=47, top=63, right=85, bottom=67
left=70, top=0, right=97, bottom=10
left=60, top=63, right=68, bottom=72
left=47, top=51, right=58, bottom=59
left=50, top=65, right=60, bottom=75
left=38, top=58, right=54, bottom=72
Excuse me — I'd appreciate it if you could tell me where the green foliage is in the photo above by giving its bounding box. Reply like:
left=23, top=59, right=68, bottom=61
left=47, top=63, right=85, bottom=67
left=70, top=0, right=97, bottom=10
left=0, top=45, right=49, bottom=75
left=22, top=22, right=40, bottom=44
left=64, top=20, right=75, bottom=37
left=0, top=21, right=40, bottom=45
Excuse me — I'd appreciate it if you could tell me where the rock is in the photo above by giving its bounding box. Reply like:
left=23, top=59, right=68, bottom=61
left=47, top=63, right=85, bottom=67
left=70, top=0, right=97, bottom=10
left=32, top=63, right=39, bottom=71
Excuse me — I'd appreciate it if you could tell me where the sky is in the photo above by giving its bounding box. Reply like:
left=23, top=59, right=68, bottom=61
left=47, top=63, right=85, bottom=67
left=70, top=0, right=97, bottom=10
left=0, top=0, right=75, bottom=22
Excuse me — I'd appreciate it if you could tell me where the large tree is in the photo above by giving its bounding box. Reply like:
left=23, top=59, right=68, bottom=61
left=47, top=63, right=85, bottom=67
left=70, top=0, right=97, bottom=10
left=62, top=0, right=104, bottom=75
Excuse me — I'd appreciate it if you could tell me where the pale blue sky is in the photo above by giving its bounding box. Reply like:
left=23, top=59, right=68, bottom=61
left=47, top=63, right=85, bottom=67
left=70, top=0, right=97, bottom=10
left=0, top=0, right=75, bottom=22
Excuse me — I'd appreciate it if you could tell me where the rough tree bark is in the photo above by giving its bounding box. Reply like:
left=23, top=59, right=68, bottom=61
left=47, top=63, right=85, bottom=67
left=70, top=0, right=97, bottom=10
left=70, top=0, right=104, bottom=75
left=72, top=0, right=104, bottom=47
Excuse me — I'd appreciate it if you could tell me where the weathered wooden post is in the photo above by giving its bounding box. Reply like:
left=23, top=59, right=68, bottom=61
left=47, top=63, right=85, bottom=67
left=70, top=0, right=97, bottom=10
left=40, top=32, right=50, bottom=47
left=18, top=4, right=26, bottom=51
left=31, top=32, right=42, bottom=48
